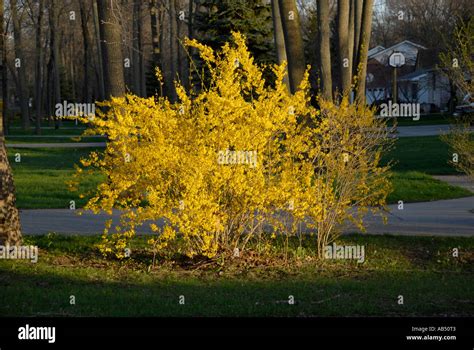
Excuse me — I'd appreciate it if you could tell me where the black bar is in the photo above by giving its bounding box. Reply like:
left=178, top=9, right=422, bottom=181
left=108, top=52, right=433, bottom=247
left=0, top=317, right=472, bottom=347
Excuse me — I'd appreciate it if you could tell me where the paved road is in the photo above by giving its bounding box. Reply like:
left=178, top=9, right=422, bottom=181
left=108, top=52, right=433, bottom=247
left=432, top=175, right=474, bottom=192
left=19, top=196, right=474, bottom=237
left=393, top=124, right=473, bottom=137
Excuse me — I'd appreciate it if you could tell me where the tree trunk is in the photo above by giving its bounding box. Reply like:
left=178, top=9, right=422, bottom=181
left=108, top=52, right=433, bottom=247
left=132, top=0, right=145, bottom=96
left=338, top=0, right=351, bottom=94
left=149, top=0, right=163, bottom=96
left=353, top=0, right=363, bottom=73
left=188, top=0, right=193, bottom=40
left=150, top=0, right=162, bottom=68
left=0, top=0, right=22, bottom=246
left=80, top=0, right=91, bottom=103
left=11, top=1, right=29, bottom=130
left=278, top=0, right=305, bottom=94
left=176, top=0, right=189, bottom=90
left=355, top=0, right=374, bottom=104
left=271, top=0, right=289, bottom=90
left=97, top=0, right=125, bottom=98
left=169, top=0, right=178, bottom=101
left=317, top=0, right=332, bottom=100
left=49, top=0, right=62, bottom=128
left=34, top=0, right=44, bottom=135
left=2, top=0, right=8, bottom=135
left=92, top=1, right=105, bottom=100
left=348, top=0, right=355, bottom=98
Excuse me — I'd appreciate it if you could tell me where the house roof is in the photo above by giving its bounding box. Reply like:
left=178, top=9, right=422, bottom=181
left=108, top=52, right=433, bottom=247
left=368, top=40, right=427, bottom=60
left=368, top=45, right=385, bottom=57
left=398, top=68, right=432, bottom=82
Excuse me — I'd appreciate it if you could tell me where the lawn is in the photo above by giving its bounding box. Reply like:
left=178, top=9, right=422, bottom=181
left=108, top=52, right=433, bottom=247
left=6, top=136, right=106, bottom=144
left=8, top=134, right=472, bottom=209
left=8, top=147, right=104, bottom=209
left=0, top=234, right=472, bottom=317
left=382, top=135, right=460, bottom=175
left=6, top=127, right=87, bottom=136
left=388, top=171, right=471, bottom=203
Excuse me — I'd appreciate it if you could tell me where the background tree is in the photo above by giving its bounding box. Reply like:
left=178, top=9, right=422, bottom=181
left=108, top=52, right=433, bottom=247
left=80, top=0, right=92, bottom=103
left=148, top=0, right=164, bottom=96
left=97, top=0, right=125, bottom=98
left=193, top=0, right=274, bottom=65
left=11, top=0, right=29, bottom=130
left=34, top=0, right=44, bottom=134
left=316, top=0, right=332, bottom=100
left=0, top=0, right=22, bottom=245
left=337, top=0, right=351, bottom=93
left=47, top=0, right=61, bottom=128
left=440, top=17, right=474, bottom=180
left=355, top=0, right=374, bottom=103
left=271, top=0, right=289, bottom=90
left=278, top=0, right=305, bottom=94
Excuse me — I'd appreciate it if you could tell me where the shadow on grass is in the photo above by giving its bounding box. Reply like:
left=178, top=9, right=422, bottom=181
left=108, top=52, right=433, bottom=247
left=1, top=234, right=473, bottom=317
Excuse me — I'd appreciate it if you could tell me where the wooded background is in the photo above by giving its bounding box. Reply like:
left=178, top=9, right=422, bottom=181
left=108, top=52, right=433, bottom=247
left=0, top=0, right=472, bottom=134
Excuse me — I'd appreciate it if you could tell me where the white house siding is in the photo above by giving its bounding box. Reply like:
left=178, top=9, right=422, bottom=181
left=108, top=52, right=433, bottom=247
left=415, top=73, right=451, bottom=109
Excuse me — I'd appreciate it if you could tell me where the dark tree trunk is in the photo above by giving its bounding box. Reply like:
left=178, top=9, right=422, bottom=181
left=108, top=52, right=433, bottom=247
left=11, top=1, right=29, bottom=130
left=317, top=0, right=332, bottom=100
left=353, top=0, right=363, bottom=73
left=271, top=0, right=290, bottom=90
left=1, top=0, right=8, bottom=135
left=355, top=0, right=374, bottom=104
left=278, top=0, right=305, bottom=94
left=149, top=0, right=163, bottom=96
left=80, top=0, right=91, bottom=103
left=338, top=0, right=351, bottom=94
left=169, top=0, right=178, bottom=101
left=92, top=1, right=105, bottom=100
left=49, top=0, right=62, bottom=128
left=97, top=0, right=125, bottom=98
left=34, top=0, right=44, bottom=134
left=0, top=0, right=22, bottom=246
left=132, top=0, right=145, bottom=96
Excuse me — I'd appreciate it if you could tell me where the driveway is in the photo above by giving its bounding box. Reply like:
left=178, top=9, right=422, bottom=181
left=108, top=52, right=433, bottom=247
left=19, top=196, right=474, bottom=237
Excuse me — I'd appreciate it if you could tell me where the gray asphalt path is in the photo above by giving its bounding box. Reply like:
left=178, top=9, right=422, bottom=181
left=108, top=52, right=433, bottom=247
left=393, top=124, right=474, bottom=137
left=19, top=196, right=474, bottom=237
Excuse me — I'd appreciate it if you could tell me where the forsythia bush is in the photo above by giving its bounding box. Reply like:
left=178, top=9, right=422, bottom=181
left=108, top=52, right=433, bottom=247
left=73, top=32, right=391, bottom=260
left=441, top=120, right=474, bottom=181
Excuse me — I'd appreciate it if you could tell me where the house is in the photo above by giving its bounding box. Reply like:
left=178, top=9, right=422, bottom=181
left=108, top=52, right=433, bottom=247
left=366, top=40, right=427, bottom=105
left=397, top=49, right=451, bottom=113
left=365, top=40, right=455, bottom=113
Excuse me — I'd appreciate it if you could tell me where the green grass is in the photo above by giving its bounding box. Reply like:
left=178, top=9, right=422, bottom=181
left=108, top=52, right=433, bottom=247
left=7, top=127, right=87, bottom=136
left=382, top=135, right=459, bottom=175
left=6, top=136, right=105, bottom=144
left=8, top=147, right=104, bottom=209
left=0, top=234, right=472, bottom=317
left=388, top=171, right=472, bottom=203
